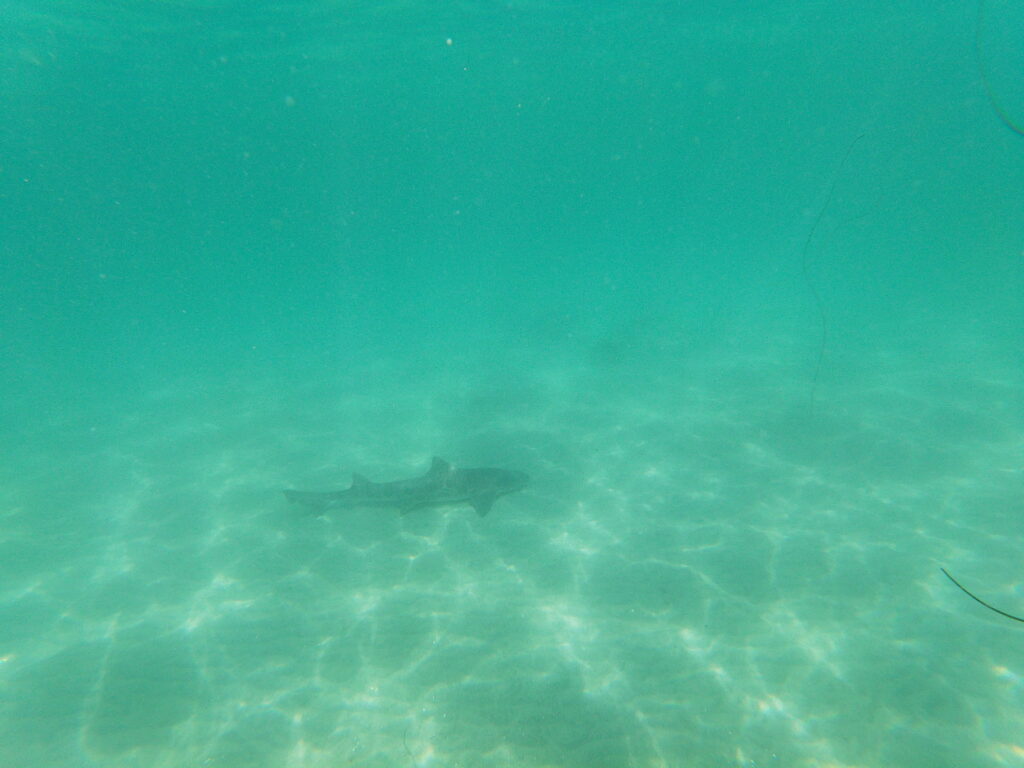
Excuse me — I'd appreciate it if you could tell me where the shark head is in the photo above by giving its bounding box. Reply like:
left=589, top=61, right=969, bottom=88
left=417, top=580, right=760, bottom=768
left=502, top=469, right=530, bottom=494
left=458, top=465, right=530, bottom=517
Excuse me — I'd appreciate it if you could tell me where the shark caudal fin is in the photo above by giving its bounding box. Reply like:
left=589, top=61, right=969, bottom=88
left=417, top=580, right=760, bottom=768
left=283, top=490, right=333, bottom=511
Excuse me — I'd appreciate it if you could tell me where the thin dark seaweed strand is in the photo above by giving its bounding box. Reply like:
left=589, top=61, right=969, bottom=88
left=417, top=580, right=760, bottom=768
left=942, top=568, right=1024, bottom=624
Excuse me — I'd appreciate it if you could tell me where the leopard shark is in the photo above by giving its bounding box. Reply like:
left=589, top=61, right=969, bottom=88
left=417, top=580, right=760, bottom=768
left=284, top=457, right=529, bottom=517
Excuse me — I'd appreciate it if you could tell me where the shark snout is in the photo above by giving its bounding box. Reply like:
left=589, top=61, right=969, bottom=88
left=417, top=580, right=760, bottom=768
left=507, top=470, right=530, bottom=492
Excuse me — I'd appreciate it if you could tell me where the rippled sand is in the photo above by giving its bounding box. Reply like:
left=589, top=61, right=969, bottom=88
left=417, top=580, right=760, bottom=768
left=1, top=346, right=1021, bottom=768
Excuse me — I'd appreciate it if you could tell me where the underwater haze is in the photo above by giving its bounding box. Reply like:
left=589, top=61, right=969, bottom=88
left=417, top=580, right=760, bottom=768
left=2, top=1, right=1023, bottom=766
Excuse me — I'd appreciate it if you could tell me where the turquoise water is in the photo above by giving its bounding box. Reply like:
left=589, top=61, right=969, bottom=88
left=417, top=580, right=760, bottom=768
left=2, top=1, right=1023, bottom=766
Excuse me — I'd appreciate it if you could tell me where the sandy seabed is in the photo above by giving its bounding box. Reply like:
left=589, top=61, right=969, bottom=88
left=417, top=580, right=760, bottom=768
left=1, top=341, right=1022, bottom=768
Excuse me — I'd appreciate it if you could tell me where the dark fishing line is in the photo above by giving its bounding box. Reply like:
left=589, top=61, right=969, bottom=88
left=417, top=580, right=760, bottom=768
left=800, top=134, right=864, bottom=410
left=941, top=567, right=1024, bottom=623
left=975, top=0, right=1024, bottom=137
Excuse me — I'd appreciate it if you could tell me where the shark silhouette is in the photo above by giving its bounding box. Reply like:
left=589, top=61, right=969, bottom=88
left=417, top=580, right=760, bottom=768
left=284, top=457, right=529, bottom=517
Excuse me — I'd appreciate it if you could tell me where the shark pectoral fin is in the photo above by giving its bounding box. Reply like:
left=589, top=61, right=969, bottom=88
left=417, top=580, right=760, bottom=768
left=472, top=494, right=497, bottom=517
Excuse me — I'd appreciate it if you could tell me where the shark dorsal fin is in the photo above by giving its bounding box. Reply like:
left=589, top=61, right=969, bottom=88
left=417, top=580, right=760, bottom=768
left=350, top=472, right=372, bottom=489
left=428, top=457, right=452, bottom=477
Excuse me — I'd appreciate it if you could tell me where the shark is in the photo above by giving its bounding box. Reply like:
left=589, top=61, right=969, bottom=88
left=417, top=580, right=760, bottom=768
left=284, top=457, right=529, bottom=517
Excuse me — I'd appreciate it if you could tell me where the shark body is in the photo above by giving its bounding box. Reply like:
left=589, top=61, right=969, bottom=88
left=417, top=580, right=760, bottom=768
left=284, top=457, right=528, bottom=517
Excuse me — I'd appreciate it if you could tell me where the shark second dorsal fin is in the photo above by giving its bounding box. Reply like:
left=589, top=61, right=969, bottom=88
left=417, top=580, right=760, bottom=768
left=428, top=457, right=452, bottom=477
left=350, top=472, right=372, bottom=489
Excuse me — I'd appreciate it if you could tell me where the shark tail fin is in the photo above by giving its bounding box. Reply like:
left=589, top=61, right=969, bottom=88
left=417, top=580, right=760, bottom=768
left=283, top=490, right=332, bottom=511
